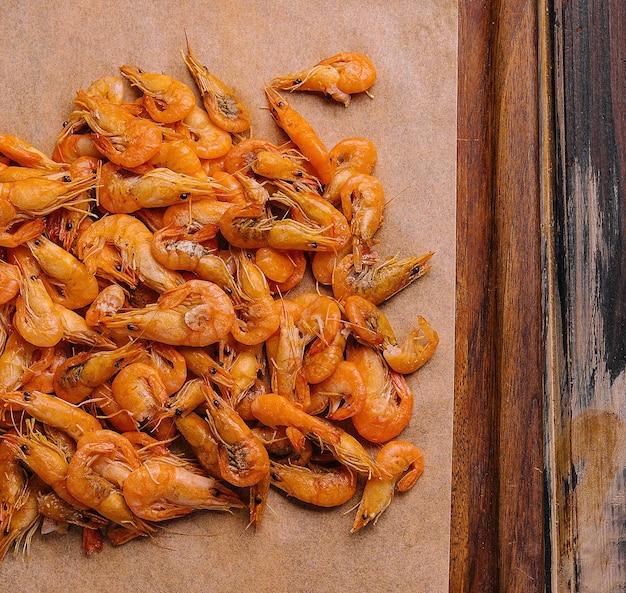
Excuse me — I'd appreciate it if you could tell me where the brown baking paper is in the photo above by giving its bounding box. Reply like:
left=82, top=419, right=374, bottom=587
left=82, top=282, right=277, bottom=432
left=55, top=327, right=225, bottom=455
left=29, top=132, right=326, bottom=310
left=0, top=1, right=457, bottom=591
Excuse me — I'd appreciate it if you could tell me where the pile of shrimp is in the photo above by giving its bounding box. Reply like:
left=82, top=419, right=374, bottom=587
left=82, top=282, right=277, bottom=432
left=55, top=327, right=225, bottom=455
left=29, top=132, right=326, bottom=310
left=0, top=40, right=438, bottom=561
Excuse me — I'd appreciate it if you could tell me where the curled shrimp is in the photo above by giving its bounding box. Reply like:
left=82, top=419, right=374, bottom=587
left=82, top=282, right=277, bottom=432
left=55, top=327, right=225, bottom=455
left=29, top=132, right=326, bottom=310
left=308, top=360, right=366, bottom=421
left=162, top=197, right=231, bottom=231
left=180, top=104, right=233, bottom=160
left=151, top=224, right=241, bottom=298
left=204, top=391, right=270, bottom=487
left=0, top=260, right=21, bottom=304
left=347, top=343, right=414, bottom=443
left=351, top=440, right=424, bottom=532
left=102, top=279, right=236, bottom=347
left=182, top=39, right=251, bottom=134
left=52, top=340, right=144, bottom=404
left=73, top=89, right=162, bottom=168
left=66, top=430, right=154, bottom=535
left=270, top=461, right=356, bottom=507
left=382, top=315, right=439, bottom=375
left=84, top=283, right=127, bottom=327
left=146, top=138, right=205, bottom=178
left=76, top=213, right=184, bottom=293
left=175, top=411, right=222, bottom=478
left=0, top=218, right=45, bottom=250
left=230, top=250, right=280, bottom=346
left=0, top=133, right=66, bottom=170
left=120, top=65, right=196, bottom=124
left=340, top=173, right=385, bottom=271
left=302, top=326, right=349, bottom=385
left=343, top=294, right=396, bottom=348
left=264, top=87, right=333, bottom=184
left=332, top=250, right=434, bottom=305
left=0, top=390, right=102, bottom=441
left=254, top=247, right=307, bottom=294
left=272, top=52, right=376, bottom=107
left=123, top=458, right=245, bottom=522
left=0, top=431, right=29, bottom=532
left=26, top=233, right=99, bottom=310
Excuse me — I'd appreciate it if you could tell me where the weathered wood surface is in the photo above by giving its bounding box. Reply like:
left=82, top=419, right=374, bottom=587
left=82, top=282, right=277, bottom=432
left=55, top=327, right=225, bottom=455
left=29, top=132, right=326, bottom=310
left=450, top=0, right=544, bottom=592
left=545, top=0, right=625, bottom=592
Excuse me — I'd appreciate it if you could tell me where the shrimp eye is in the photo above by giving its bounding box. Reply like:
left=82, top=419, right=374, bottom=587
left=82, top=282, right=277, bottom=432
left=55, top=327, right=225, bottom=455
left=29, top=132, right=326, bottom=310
left=23, top=392, right=30, bottom=401
left=65, top=222, right=73, bottom=231
left=277, top=101, right=284, bottom=107
left=137, top=68, right=144, bottom=74
left=180, top=193, right=189, bottom=200
left=255, top=494, right=263, bottom=504
left=271, top=472, right=281, bottom=481
left=246, top=253, right=253, bottom=259
left=210, top=368, right=217, bottom=375
left=294, top=78, right=302, bottom=84
left=174, top=408, right=183, bottom=416
left=20, top=444, right=28, bottom=454
left=310, top=242, right=318, bottom=249
left=211, top=488, right=221, bottom=497
left=34, top=238, right=40, bottom=245
left=295, top=170, right=303, bottom=177
left=30, top=275, right=37, bottom=281
left=217, top=361, right=224, bottom=367
left=62, top=121, right=69, bottom=128
left=63, top=175, right=72, bottom=182
left=224, top=348, right=231, bottom=356
left=127, top=324, right=137, bottom=331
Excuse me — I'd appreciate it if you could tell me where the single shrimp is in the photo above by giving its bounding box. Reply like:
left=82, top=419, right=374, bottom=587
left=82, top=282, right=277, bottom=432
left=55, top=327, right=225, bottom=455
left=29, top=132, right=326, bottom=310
left=119, top=65, right=196, bottom=124
left=223, top=138, right=281, bottom=175
left=52, top=340, right=144, bottom=405
left=0, top=260, right=21, bottom=304
left=340, top=173, right=385, bottom=271
left=162, top=197, right=232, bottom=231
left=0, top=133, right=66, bottom=170
left=0, top=218, right=45, bottom=250
left=174, top=411, right=222, bottom=478
left=302, top=326, right=349, bottom=385
left=251, top=149, right=320, bottom=189
left=343, top=294, right=396, bottom=348
left=347, top=343, right=414, bottom=443
left=150, top=224, right=242, bottom=299
left=122, top=458, right=244, bottom=522
left=0, top=431, right=29, bottom=532
left=66, top=430, right=154, bottom=535
left=91, top=382, right=138, bottom=434
left=0, top=175, right=95, bottom=229
left=0, top=390, right=102, bottom=441
left=308, top=360, right=366, bottom=421
left=250, top=393, right=341, bottom=446
left=146, top=137, right=206, bottom=178
left=179, top=104, right=233, bottom=160
left=332, top=250, right=434, bottom=305
left=204, top=391, right=270, bottom=487
left=264, top=87, right=333, bottom=184
left=230, top=250, right=280, bottom=346
left=53, top=305, right=117, bottom=349
left=270, top=461, right=357, bottom=507
left=351, top=440, right=424, bottom=532
left=328, top=137, right=378, bottom=176
left=73, top=89, right=163, bottom=168
left=51, top=131, right=102, bottom=164
left=182, top=39, right=251, bottom=134
left=99, top=163, right=220, bottom=213
left=76, top=213, right=184, bottom=293
left=177, top=349, right=236, bottom=393
left=382, top=315, right=439, bottom=375
left=20, top=343, right=69, bottom=394
left=254, top=247, right=307, bottom=294
left=84, top=283, right=127, bottom=327
left=36, top=490, right=109, bottom=530
left=26, top=233, right=99, bottom=310
left=139, top=342, right=188, bottom=397
left=102, top=279, right=236, bottom=347
left=271, top=52, right=376, bottom=107
left=248, top=469, right=270, bottom=530
left=310, top=242, right=352, bottom=286
left=292, top=292, right=343, bottom=346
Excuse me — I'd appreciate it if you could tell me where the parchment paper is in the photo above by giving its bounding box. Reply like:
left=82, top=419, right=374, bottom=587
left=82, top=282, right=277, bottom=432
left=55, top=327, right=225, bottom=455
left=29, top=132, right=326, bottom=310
left=0, top=1, right=458, bottom=591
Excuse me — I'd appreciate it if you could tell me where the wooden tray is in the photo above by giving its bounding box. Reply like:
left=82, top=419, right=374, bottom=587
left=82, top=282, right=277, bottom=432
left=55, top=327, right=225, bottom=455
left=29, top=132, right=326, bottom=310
left=450, top=1, right=625, bottom=592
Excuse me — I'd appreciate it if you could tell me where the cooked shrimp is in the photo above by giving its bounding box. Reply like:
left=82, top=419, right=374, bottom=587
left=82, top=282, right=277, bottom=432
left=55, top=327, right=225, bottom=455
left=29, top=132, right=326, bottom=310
left=0, top=260, right=21, bottom=304
left=328, top=137, right=378, bottom=175
left=52, top=340, right=144, bottom=404
left=272, top=52, right=376, bottom=106
left=0, top=133, right=66, bottom=170
left=250, top=393, right=341, bottom=446
left=264, top=87, right=333, bottom=184
left=139, top=342, right=188, bottom=396
left=51, top=131, right=102, bottom=164
left=347, top=343, right=414, bottom=443
left=66, top=430, right=153, bottom=535
left=0, top=431, right=29, bottom=532
left=151, top=224, right=241, bottom=298
left=174, top=411, right=222, bottom=478
left=122, top=458, right=244, bottom=522
left=91, top=382, right=138, bottom=434
left=177, top=349, right=235, bottom=393
left=310, top=243, right=352, bottom=286
left=0, top=218, right=45, bottom=250
left=230, top=250, right=280, bottom=346
left=343, top=294, right=396, bottom=348
left=182, top=39, right=251, bottom=134
left=146, top=138, right=205, bottom=178
left=0, top=175, right=95, bottom=229
left=270, top=461, right=357, bottom=507
left=180, top=104, right=233, bottom=160
left=309, top=360, right=366, bottom=420
left=84, top=283, right=127, bottom=327
left=162, top=197, right=231, bottom=231
left=36, top=490, right=109, bottom=530
left=255, top=247, right=307, bottom=294
left=204, top=391, right=270, bottom=487
left=99, top=163, right=220, bottom=213
left=382, top=315, right=439, bottom=374
left=332, top=250, right=434, bottom=305
left=351, top=440, right=424, bottom=532
left=102, top=279, right=235, bottom=347
left=76, top=213, right=184, bottom=293
left=53, top=305, right=118, bottom=349
left=26, top=233, right=99, bottom=309
left=340, top=173, right=385, bottom=271
left=292, top=292, right=343, bottom=346
left=73, top=89, right=162, bottom=168
left=0, top=390, right=102, bottom=441
left=120, top=65, right=196, bottom=124
left=302, top=326, right=349, bottom=385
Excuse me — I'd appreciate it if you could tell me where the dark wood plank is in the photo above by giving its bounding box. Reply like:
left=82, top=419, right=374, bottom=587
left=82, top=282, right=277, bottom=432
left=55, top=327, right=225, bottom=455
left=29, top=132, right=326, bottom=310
left=450, top=1, right=545, bottom=591
left=545, top=0, right=625, bottom=591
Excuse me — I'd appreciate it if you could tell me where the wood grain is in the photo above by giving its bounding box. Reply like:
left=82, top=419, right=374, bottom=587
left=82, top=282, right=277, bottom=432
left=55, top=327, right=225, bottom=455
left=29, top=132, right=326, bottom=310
left=545, top=1, right=625, bottom=591
left=450, top=1, right=545, bottom=592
